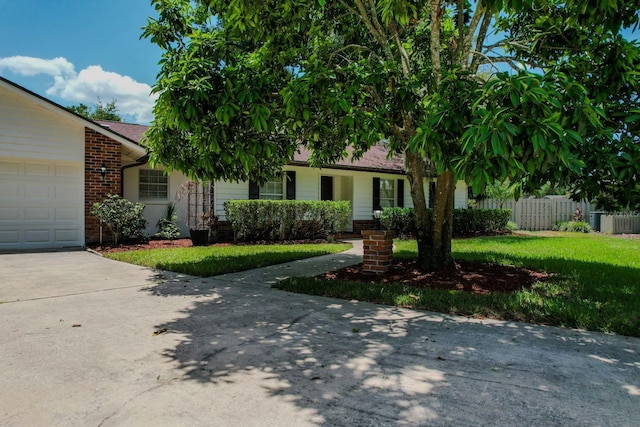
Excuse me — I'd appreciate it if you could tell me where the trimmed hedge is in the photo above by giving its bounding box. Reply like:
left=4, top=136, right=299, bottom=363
left=224, top=200, right=351, bottom=241
left=380, top=207, right=511, bottom=237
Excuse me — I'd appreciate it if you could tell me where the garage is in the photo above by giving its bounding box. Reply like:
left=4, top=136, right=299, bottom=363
left=0, top=158, right=84, bottom=249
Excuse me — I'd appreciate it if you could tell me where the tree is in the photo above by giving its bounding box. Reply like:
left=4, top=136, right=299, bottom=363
left=68, top=99, right=122, bottom=121
left=142, top=0, right=640, bottom=271
left=484, top=180, right=519, bottom=208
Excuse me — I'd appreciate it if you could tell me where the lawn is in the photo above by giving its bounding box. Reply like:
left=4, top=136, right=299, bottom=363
left=275, top=233, right=640, bottom=337
left=106, top=243, right=351, bottom=277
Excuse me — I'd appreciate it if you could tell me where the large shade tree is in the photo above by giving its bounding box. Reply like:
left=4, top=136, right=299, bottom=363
left=142, top=0, right=639, bottom=271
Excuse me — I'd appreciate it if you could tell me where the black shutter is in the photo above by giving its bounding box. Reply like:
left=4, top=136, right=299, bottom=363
left=429, top=182, right=436, bottom=208
left=397, top=179, right=404, bottom=207
left=249, top=180, right=260, bottom=199
left=286, top=171, right=296, bottom=200
left=373, top=177, right=381, bottom=211
left=321, top=176, right=334, bottom=201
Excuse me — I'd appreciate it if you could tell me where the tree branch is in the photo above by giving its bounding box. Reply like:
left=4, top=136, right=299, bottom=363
left=349, top=0, right=394, bottom=62
left=470, top=11, right=493, bottom=73
left=461, top=2, right=487, bottom=69
left=430, top=0, right=443, bottom=86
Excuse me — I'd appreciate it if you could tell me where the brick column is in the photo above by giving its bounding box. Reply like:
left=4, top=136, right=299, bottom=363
left=85, top=127, right=122, bottom=244
left=361, top=230, right=394, bottom=274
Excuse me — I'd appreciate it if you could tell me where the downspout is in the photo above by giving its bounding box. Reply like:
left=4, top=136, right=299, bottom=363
left=120, top=154, right=149, bottom=196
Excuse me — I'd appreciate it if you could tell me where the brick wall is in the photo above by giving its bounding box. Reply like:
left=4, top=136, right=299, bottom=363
left=85, top=127, right=122, bottom=244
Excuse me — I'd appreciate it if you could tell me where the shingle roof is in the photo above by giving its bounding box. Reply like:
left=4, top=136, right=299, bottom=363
left=292, top=145, right=405, bottom=174
left=95, top=120, right=407, bottom=174
left=94, top=120, right=149, bottom=144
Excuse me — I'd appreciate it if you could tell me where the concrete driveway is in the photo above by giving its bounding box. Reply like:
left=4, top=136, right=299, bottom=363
left=1, top=250, right=639, bottom=426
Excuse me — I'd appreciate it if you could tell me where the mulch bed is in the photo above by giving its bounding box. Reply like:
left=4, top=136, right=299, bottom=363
left=321, top=260, right=548, bottom=295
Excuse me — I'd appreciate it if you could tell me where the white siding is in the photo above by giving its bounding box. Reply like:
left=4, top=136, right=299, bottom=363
left=123, top=166, right=192, bottom=237
left=454, top=180, right=468, bottom=209
left=0, top=87, right=84, bottom=162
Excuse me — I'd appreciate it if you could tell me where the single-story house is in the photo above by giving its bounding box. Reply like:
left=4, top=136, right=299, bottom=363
left=0, top=75, right=468, bottom=250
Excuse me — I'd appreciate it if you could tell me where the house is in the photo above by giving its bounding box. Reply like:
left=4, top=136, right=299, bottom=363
left=0, top=76, right=468, bottom=250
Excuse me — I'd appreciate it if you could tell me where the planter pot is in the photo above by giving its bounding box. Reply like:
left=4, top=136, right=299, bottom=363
left=189, top=229, right=209, bottom=246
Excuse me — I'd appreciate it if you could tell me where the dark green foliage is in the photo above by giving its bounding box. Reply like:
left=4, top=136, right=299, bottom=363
left=141, top=0, right=640, bottom=269
left=91, top=194, right=147, bottom=244
left=224, top=200, right=351, bottom=241
left=453, top=209, right=512, bottom=235
left=381, top=207, right=511, bottom=237
left=67, top=99, right=121, bottom=121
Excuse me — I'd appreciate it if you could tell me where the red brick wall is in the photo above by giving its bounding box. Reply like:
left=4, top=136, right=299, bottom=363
left=85, top=127, right=122, bottom=244
left=361, top=230, right=394, bottom=274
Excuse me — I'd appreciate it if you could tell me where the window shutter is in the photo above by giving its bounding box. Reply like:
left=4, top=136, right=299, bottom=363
left=286, top=171, right=296, bottom=200
left=429, top=182, right=436, bottom=208
left=397, top=179, right=404, bottom=208
left=373, top=177, right=381, bottom=211
left=249, top=180, right=260, bottom=199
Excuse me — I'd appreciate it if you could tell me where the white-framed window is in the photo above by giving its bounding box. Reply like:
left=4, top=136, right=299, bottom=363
left=139, top=169, right=168, bottom=200
left=379, top=178, right=395, bottom=208
left=259, top=177, right=284, bottom=200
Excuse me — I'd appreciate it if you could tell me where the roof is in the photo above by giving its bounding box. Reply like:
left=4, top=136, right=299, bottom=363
left=0, top=76, right=146, bottom=159
left=94, top=120, right=149, bottom=144
left=93, top=121, right=408, bottom=174
left=292, top=145, right=406, bottom=174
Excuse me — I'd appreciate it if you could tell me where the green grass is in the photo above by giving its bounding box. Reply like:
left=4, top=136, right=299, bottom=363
left=276, top=233, right=640, bottom=337
left=106, top=243, right=351, bottom=277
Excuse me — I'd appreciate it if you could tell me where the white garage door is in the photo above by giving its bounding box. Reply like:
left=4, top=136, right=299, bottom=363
left=0, top=158, right=84, bottom=250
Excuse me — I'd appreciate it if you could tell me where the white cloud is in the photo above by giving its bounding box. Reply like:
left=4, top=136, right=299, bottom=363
left=0, top=55, right=156, bottom=123
left=0, top=56, right=75, bottom=77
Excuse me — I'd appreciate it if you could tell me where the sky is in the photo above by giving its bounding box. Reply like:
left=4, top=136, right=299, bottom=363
left=0, top=0, right=161, bottom=124
left=0, top=1, right=637, bottom=125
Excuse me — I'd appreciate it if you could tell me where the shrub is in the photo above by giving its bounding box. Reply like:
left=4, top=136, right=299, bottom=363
left=224, top=200, right=351, bottom=241
left=156, top=203, right=181, bottom=239
left=91, top=194, right=147, bottom=244
left=380, top=207, right=511, bottom=236
left=453, top=209, right=512, bottom=235
left=553, top=221, right=592, bottom=233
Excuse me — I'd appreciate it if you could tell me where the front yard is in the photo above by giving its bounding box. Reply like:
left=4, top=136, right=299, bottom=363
left=105, top=242, right=351, bottom=277
left=276, top=233, right=640, bottom=337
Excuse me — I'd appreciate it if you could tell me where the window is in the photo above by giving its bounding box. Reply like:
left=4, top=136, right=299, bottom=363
left=259, top=177, right=284, bottom=200
left=379, top=179, right=395, bottom=208
left=139, top=169, right=168, bottom=199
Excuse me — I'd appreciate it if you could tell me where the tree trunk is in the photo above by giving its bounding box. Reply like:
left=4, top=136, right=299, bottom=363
left=405, top=151, right=431, bottom=270
left=430, top=170, right=456, bottom=270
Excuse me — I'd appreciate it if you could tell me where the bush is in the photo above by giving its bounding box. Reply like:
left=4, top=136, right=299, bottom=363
left=91, top=194, right=147, bottom=244
left=224, top=200, right=351, bottom=241
left=156, top=203, right=181, bottom=239
left=553, top=221, right=592, bottom=233
left=381, top=207, right=511, bottom=236
left=380, top=207, right=416, bottom=237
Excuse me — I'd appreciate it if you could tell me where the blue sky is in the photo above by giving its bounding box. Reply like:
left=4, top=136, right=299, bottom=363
left=0, top=0, right=161, bottom=123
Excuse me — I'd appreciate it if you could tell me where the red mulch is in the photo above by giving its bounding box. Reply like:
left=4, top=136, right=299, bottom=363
left=88, top=238, right=198, bottom=254
left=321, top=260, right=548, bottom=295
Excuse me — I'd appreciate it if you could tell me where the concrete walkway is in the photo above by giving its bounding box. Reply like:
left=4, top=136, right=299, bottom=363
left=0, top=242, right=639, bottom=426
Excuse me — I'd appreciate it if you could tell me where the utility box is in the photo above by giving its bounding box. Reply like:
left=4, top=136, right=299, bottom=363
left=589, top=211, right=605, bottom=232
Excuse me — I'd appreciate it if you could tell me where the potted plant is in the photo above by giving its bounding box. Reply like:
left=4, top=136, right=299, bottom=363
left=178, top=180, right=217, bottom=246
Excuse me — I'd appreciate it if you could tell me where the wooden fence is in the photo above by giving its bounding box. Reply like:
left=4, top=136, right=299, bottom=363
left=601, top=214, right=640, bottom=234
left=477, top=197, right=596, bottom=231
